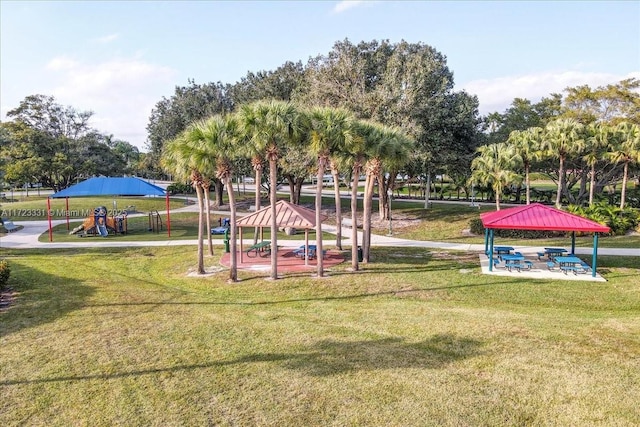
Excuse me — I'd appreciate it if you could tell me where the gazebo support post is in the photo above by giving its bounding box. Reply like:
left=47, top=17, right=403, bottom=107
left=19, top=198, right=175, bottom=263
left=47, top=197, right=53, bottom=242
left=240, top=227, right=244, bottom=264
left=484, top=228, right=489, bottom=254
left=304, top=230, right=309, bottom=266
left=571, top=231, right=576, bottom=255
left=488, top=229, right=495, bottom=271
left=592, top=233, right=598, bottom=278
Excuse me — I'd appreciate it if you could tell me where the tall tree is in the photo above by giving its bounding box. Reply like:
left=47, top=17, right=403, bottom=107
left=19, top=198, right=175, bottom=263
left=507, top=127, right=543, bottom=204
left=562, top=78, right=640, bottom=125
left=162, top=131, right=207, bottom=275
left=541, top=118, right=585, bottom=208
left=607, top=122, right=640, bottom=209
left=238, top=100, right=302, bottom=279
left=307, top=107, right=356, bottom=276
left=584, top=123, right=613, bottom=206
left=471, top=143, right=521, bottom=211
left=194, top=115, right=242, bottom=281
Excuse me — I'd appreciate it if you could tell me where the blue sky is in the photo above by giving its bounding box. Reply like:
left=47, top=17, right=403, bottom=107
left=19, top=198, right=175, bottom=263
left=1, top=1, right=638, bottom=150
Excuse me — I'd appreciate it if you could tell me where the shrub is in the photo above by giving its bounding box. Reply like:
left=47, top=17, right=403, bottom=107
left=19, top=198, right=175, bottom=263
left=0, top=260, right=10, bottom=288
left=567, top=203, right=640, bottom=236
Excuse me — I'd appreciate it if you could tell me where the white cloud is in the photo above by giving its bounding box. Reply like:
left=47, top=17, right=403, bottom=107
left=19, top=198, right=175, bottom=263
left=460, top=70, right=640, bottom=115
left=45, top=56, right=177, bottom=149
left=332, top=1, right=367, bottom=14
left=94, top=33, right=119, bottom=44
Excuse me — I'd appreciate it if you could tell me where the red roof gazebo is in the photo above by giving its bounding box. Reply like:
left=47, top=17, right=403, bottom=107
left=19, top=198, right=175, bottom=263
left=480, top=203, right=610, bottom=277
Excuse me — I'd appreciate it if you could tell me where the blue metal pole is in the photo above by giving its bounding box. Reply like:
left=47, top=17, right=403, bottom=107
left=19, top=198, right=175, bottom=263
left=484, top=227, right=489, bottom=254
left=489, top=229, right=495, bottom=271
left=592, top=233, right=598, bottom=278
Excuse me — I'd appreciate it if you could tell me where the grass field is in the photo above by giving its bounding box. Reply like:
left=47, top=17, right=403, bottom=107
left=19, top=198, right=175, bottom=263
left=1, top=247, right=639, bottom=425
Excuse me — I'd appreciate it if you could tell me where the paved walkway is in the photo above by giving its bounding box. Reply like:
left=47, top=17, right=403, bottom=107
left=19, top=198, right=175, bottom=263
left=2, top=213, right=639, bottom=258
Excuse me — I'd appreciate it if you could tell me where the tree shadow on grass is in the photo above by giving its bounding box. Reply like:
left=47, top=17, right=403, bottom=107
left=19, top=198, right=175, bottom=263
left=0, top=260, right=94, bottom=339
left=1, top=334, right=483, bottom=385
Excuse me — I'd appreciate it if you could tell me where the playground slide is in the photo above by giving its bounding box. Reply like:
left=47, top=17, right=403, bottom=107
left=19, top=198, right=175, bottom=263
left=96, top=224, right=108, bottom=237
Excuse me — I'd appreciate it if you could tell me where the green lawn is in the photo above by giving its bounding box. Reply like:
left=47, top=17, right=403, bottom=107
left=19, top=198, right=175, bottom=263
left=1, top=247, right=639, bottom=425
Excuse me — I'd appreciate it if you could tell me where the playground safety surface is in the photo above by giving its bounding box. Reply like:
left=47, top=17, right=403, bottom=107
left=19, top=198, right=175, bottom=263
left=220, top=248, right=345, bottom=274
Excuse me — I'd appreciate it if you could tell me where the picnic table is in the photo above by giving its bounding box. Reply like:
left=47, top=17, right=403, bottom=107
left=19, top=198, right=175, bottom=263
left=501, top=254, right=533, bottom=272
left=293, top=245, right=326, bottom=260
left=246, top=240, right=271, bottom=258
left=554, top=256, right=588, bottom=275
left=493, top=246, right=514, bottom=259
left=540, top=247, right=568, bottom=260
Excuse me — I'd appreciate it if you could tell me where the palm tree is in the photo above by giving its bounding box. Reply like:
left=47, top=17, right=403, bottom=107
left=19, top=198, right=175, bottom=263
left=608, top=122, right=640, bottom=209
left=471, top=143, right=521, bottom=211
left=508, top=127, right=543, bottom=205
left=541, top=118, right=584, bottom=208
left=307, top=106, right=355, bottom=277
left=195, top=115, right=241, bottom=282
left=584, top=122, right=612, bottom=206
left=162, top=130, right=207, bottom=274
left=361, top=124, right=412, bottom=262
left=238, top=100, right=302, bottom=280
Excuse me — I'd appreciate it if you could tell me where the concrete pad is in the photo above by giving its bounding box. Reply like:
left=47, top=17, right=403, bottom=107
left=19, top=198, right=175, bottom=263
left=479, top=254, right=606, bottom=282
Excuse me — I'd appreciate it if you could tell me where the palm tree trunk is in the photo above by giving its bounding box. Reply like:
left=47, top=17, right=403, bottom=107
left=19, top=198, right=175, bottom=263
left=555, top=156, right=564, bottom=208
left=203, top=181, right=213, bottom=256
left=253, top=167, right=262, bottom=245
left=350, top=164, right=361, bottom=271
left=495, top=185, right=501, bottom=211
left=620, top=161, right=629, bottom=210
left=195, top=183, right=205, bottom=275
left=315, top=158, right=327, bottom=277
left=331, top=164, right=342, bottom=250
left=589, top=163, right=596, bottom=206
left=269, top=157, right=278, bottom=280
left=225, top=176, right=238, bottom=282
left=363, top=173, right=376, bottom=263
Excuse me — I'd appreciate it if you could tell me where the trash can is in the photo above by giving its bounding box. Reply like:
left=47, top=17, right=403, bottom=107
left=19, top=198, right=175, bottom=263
left=357, top=246, right=363, bottom=262
left=224, top=229, right=230, bottom=253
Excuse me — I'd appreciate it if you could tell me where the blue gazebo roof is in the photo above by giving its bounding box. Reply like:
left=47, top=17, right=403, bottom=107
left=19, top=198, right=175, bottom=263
left=51, top=177, right=166, bottom=198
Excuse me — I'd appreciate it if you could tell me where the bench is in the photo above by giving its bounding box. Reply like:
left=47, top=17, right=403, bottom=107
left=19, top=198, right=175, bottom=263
left=246, top=241, right=271, bottom=257
left=537, top=252, right=546, bottom=261
left=1, top=219, right=19, bottom=233
left=560, top=265, right=586, bottom=275
left=293, top=247, right=327, bottom=260
left=547, top=261, right=558, bottom=271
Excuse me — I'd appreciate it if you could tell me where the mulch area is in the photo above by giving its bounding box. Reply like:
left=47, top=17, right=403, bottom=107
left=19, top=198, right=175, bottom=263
left=219, top=248, right=345, bottom=273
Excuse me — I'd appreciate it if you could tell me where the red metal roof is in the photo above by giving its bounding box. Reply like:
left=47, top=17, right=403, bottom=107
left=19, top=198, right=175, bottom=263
left=480, top=203, right=610, bottom=233
left=236, top=200, right=327, bottom=228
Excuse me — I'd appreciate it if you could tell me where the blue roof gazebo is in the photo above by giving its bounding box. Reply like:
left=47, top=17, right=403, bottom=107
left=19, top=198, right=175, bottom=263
left=48, top=177, right=170, bottom=241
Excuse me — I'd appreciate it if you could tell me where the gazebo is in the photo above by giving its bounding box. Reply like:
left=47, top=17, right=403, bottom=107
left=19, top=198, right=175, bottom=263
left=235, top=200, right=327, bottom=267
left=48, top=177, right=170, bottom=241
left=481, top=203, right=611, bottom=277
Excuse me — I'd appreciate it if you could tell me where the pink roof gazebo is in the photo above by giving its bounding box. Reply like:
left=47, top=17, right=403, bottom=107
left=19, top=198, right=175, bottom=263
left=480, top=203, right=610, bottom=277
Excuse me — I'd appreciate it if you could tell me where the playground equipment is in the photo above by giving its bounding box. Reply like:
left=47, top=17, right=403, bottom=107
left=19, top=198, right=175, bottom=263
left=70, top=206, right=127, bottom=237
left=148, top=210, right=163, bottom=233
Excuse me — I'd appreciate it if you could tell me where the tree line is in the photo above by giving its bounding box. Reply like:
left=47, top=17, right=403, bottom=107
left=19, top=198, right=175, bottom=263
left=475, top=79, right=640, bottom=211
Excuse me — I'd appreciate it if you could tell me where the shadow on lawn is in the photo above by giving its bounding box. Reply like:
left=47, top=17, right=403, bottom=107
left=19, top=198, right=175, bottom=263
left=1, top=334, right=483, bottom=385
left=0, top=260, right=94, bottom=339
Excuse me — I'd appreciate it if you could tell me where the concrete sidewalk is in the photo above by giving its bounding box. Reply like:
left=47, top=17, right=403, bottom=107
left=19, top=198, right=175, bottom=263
left=2, top=218, right=639, bottom=258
